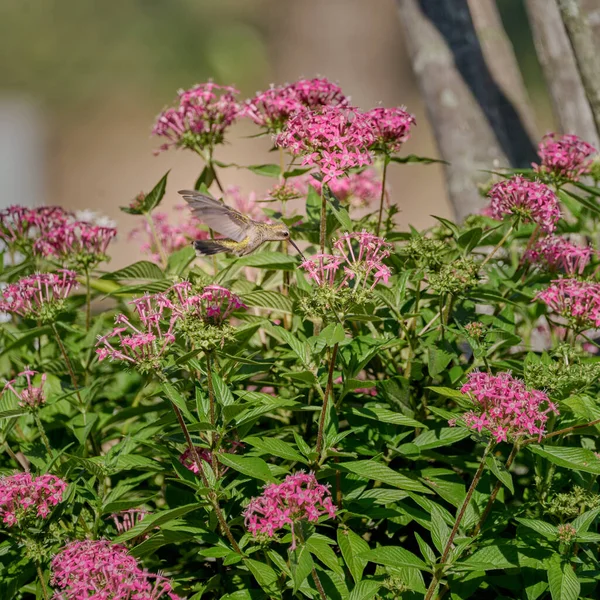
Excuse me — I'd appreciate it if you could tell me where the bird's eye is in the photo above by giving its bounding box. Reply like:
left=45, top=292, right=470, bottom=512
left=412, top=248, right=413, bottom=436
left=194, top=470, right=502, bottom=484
left=283, top=231, right=289, bottom=237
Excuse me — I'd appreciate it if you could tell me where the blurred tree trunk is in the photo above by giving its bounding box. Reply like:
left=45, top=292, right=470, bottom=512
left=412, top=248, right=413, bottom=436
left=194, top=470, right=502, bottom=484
left=525, top=0, right=600, bottom=147
left=557, top=0, right=600, bottom=133
left=395, top=0, right=537, bottom=221
left=467, top=0, right=539, bottom=142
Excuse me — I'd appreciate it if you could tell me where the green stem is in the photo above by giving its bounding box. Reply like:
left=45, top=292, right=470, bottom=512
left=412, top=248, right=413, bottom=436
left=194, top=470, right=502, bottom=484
left=480, top=224, right=515, bottom=269
left=85, top=268, right=91, bottom=330
left=205, top=351, right=216, bottom=427
left=471, top=443, right=519, bottom=537
left=145, top=212, right=168, bottom=268
left=316, top=343, right=339, bottom=456
left=33, top=412, right=54, bottom=459
left=425, top=440, right=494, bottom=600
left=320, top=186, right=327, bottom=254
left=376, top=157, right=389, bottom=237
left=36, top=562, right=50, bottom=600
left=51, top=324, right=82, bottom=406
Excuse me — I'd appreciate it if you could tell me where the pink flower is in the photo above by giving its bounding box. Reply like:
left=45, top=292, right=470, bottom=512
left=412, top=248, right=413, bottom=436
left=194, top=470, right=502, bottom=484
left=0, top=205, right=72, bottom=253
left=34, top=221, right=116, bottom=268
left=0, top=472, right=67, bottom=527
left=297, top=169, right=384, bottom=208
left=129, top=207, right=209, bottom=263
left=51, top=539, right=181, bottom=600
left=275, top=106, right=375, bottom=182
left=525, top=235, right=594, bottom=275
left=225, top=186, right=266, bottom=222
left=170, top=282, right=247, bottom=326
left=487, top=176, right=560, bottom=233
left=2, top=369, right=46, bottom=410
left=243, top=78, right=347, bottom=134
left=179, top=441, right=243, bottom=475
left=0, top=270, right=78, bottom=321
left=153, top=82, right=240, bottom=153
left=243, top=472, right=336, bottom=549
left=111, top=508, right=148, bottom=535
left=535, top=133, right=597, bottom=181
left=536, top=279, right=600, bottom=329
left=366, top=106, right=416, bottom=154
left=459, top=371, right=558, bottom=443
left=301, top=231, right=392, bottom=291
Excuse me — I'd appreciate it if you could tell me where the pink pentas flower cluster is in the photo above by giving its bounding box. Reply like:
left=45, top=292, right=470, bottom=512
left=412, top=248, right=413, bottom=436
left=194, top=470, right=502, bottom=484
left=112, top=508, right=148, bottom=535
left=301, top=231, right=392, bottom=290
left=487, top=176, right=561, bottom=233
left=244, top=472, right=336, bottom=549
left=0, top=472, right=67, bottom=527
left=458, top=371, right=558, bottom=443
left=2, top=369, right=46, bottom=410
left=366, top=106, right=416, bottom=154
left=179, top=441, right=244, bottom=475
left=34, top=221, right=117, bottom=268
left=536, top=279, right=600, bottom=329
left=170, top=281, right=247, bottom=326
left=0, top=270, right=78, bottom=321
left=51, top=539, right=181, bottom=600
left=535, top=133, right=597, bottom=182
left=276, top=106, right=375, bottom=181
left=243, top=77, right=347, bottom=134
left=297, top=169, right=384, bottom=208
left=153, top=82, right=240, bottom=153
left=525, top=235, right=594, bottom=276
left=129, top=207, right=209, bottom=263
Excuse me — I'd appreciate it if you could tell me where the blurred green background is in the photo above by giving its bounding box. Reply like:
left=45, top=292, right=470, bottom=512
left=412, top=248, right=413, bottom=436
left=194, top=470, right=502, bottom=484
left=0, top=0, right=563, bottom=264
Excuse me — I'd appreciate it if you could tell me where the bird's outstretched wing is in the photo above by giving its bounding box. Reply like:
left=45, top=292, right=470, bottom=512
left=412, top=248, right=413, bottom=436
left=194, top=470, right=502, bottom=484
left=178, top=190, right=251, bottom=242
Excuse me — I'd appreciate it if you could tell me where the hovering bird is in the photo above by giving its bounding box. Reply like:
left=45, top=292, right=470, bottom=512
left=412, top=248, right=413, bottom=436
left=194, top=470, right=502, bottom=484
left=178, top=190, right=306, bottom=260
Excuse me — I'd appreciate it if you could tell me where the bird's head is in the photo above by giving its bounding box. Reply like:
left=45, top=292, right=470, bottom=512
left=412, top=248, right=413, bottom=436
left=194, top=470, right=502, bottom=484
left=268, top=223, right=292, bottom=241
left=268, top=224, right=306, bottom=260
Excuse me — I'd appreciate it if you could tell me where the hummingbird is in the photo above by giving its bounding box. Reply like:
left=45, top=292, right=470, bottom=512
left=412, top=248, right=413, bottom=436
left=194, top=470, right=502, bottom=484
left=178, top=190, right=306, bottom=260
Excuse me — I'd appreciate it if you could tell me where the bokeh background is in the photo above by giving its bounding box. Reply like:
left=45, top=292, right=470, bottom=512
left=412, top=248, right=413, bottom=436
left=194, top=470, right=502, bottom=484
left=0, top=0, right=577, bottom=267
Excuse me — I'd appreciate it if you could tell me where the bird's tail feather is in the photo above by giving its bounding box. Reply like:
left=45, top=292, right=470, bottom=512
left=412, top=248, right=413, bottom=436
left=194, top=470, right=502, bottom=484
left=193, top=239, right=232, bottom=256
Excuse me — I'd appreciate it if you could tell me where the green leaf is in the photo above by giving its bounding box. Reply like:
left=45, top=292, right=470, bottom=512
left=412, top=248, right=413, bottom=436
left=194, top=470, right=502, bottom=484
left=247, top=163, right=281, bottom=178
left=100, top=261, right=164, bottom=281
left=430, top=505, right=451, bottom=554
left=244, top=436, right=308, bottom=464
left=360, top=546, right=428, bottom=570
left=337, top=528, right=369, bottom=584
left=346, top=406, right=424, bottom=429
left=516, top=518, right=557, bottom=540
left=234, top=252, right=297, bottom=270
left=267, top=325, right=313, bottom=369
left=461, top=544, right=519, bottom=571
left=571, top=506, right=600, bottom=533
left=390, top=154, right=448, bottom=165
left=319, top=323, right=346, bottom=348
left=114, top=504, right=201, bottom=543
left=242, top=290, right=293, bottom=313
left=121, top=171, right=169, bottom=214
left=244, top=558, right=281, bottom=598
left=217, top=454, right=276, bottom=482
left=212, top=373, right=235, bottom=407
left=291, top=544, right=314, bottom=593
left=305, top=534, right=344, bottom=576
left=0, top=409, right=27, bottom=420
left=457, top=227, right=483, bottom=254
left=527, top=445, right=600, bottom=475
left=547, top=553, right=580, bottom=600
left=160, top=382, right=196, bottom=424
left=349, top=581, right=381, bottom=600
left=306, top=185, right=321, bottom=225
left=194, top=165, right=215, bottom=190
left=399, top=428, right=470, bottom=455
left=428, top=345, right=454, bottom=377
left=339, top=460, right=430, bottom=493
left=486, top=454, right=514, bottom=494
left=561, top=188, right=600, bottom=218
left=167, top=246, right=196, bottom=276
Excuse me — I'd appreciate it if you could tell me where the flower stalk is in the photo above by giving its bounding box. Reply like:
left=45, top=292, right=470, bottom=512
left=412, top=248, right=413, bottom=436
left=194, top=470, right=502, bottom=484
left=316, top=342, right=339, bottom=456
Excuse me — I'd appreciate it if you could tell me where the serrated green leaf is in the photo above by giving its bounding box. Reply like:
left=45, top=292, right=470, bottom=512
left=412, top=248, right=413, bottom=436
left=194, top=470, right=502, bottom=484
left=100, top=261, right=164, bottom=281
left=121, top=171, right=169, bottom=214
left=527, top=445, right=600, bottom=474
left=486, top=454, right=514, bottom=494
left=360, top=545, right=428, bottom=570
left=245, top=558, right=281, bottom=598
left=349, top=580, right=381, bottom=600
left=234, top=252, right=297, bottom=270
left=400, top=428, right=470, bottom=454
left=516, top=518, right=557, bottom=540
left=305, top=534, right=343, bottom=576
left=339, top=460, right=430, bottom=493
left=244, top=436, right=308, bottom=464
left=212, top=372, right=235, bottom=407
left=242, top=290, right=293, bottom=313
left=291, top=544, right=313, bottom=593
left=547, top=553, right=580, bottom=600
left=217, top=454, right=276, bottom=482
left=346, top=406, right=425, bottom=429
left=337, top=528, right=369, bottom=584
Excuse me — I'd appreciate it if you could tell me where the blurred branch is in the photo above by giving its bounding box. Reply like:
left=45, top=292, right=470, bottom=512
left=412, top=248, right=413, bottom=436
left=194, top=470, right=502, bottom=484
left=525, top=0, right=600, bottom=146
left=395, top=0, right=536, bottom=221
left=557, top=0, right=600, bottom=133
left=467, top=0, right=539, bottom=142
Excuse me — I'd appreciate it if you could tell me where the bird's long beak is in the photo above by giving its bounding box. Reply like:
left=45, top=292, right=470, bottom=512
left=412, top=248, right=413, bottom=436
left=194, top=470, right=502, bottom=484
left=289, top=239, right=306, bottom=262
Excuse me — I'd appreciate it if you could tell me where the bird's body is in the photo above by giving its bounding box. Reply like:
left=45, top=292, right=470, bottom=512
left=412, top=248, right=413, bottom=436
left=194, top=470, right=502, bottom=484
left=178, top=190, right=305, bottom=259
